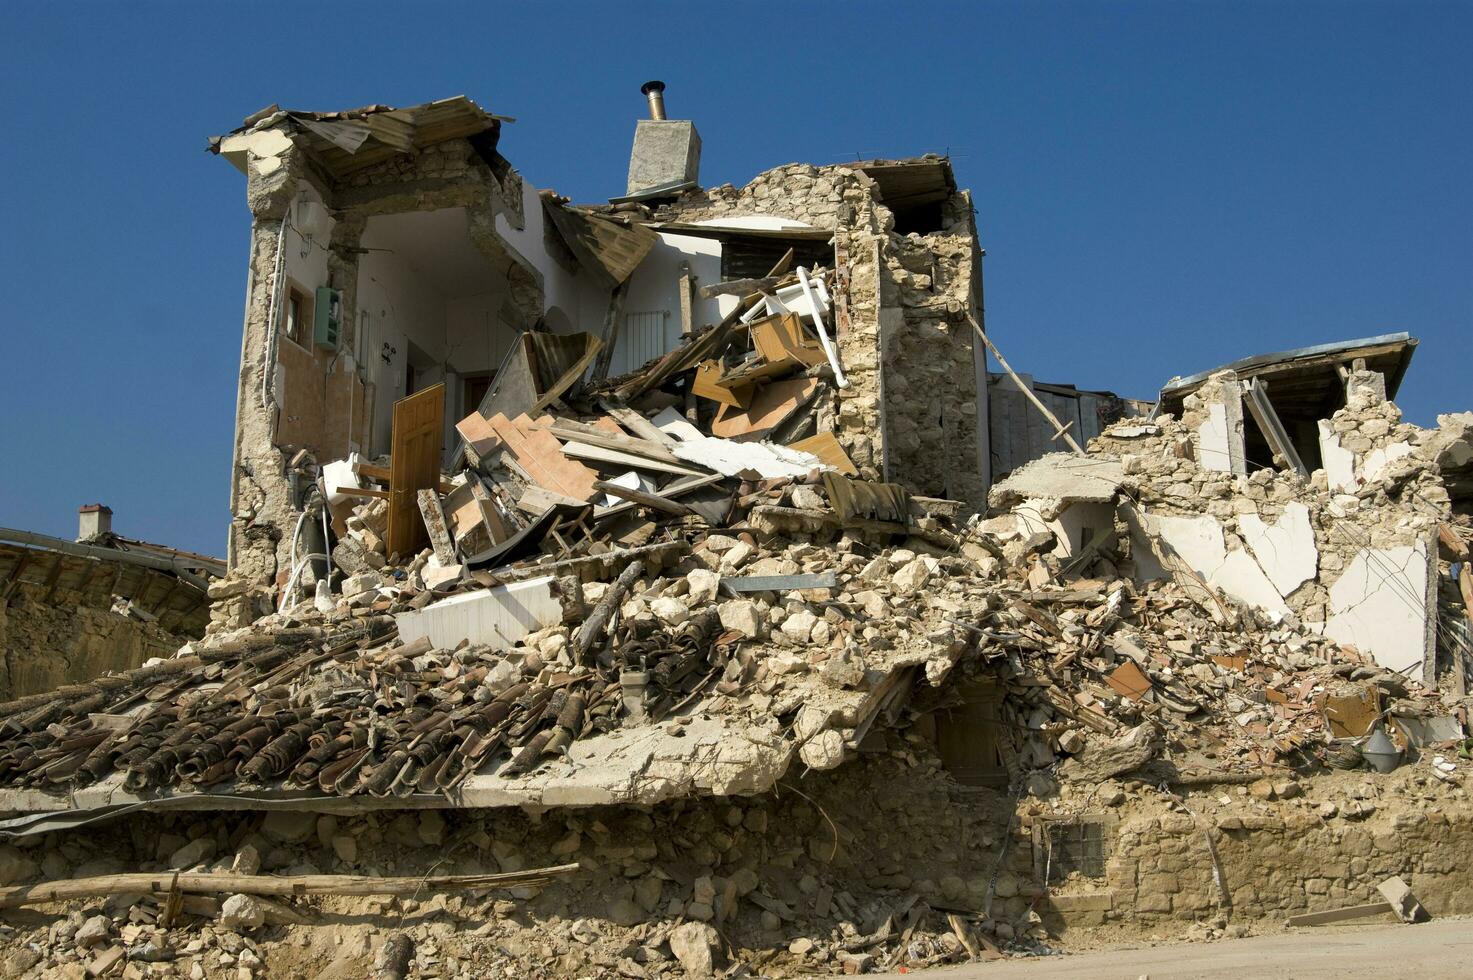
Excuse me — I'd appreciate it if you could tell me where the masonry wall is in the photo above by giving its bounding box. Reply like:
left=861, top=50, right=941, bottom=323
left=665, top=162, right=988, bottom=510
left=0, top=585, right=185, bottom=700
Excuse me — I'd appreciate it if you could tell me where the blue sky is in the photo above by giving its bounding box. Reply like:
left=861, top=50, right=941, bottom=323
left=0, top=1, right=1468, bottom=557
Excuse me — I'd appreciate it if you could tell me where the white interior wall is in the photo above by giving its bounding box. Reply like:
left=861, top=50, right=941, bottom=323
left=494, top=181, right=611, bottom=337
left=358, top=229, right=451, bottom=455
left=281, top=186, right=334, bottom=301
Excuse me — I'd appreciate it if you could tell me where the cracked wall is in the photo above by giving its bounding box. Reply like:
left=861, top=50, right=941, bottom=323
left=1092, top=371, right=1449, bottom=673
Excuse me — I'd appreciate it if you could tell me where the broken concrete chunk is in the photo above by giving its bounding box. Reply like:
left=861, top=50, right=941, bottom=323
left=717, top=599, right=766, bottom=639
left=668, top=921, right=717, bottom=976
left=395, top=575, right=571, bottom=651
left=891, top=555, right=938, bottom=594
left=1377, top=875, right=1428, bottom=924
left=1057, top=723, right=1159, bottom=782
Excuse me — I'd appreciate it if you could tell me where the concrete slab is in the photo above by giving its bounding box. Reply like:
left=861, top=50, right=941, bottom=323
left=394, top=575, right=564, bottom=650
left=988, top=454, right=1124, bottom=517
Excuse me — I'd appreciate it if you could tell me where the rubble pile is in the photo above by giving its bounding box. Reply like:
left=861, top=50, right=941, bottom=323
left=2, top=328, right=1472, bottom=976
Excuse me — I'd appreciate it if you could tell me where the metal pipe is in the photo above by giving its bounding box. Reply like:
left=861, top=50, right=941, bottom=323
left=640, top=80, right=667, bottom=121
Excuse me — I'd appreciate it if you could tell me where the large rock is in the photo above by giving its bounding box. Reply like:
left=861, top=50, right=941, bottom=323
left=668, top=921, right=718, bottom=976
left=1058, top=722, right=1159, bottom=782
left=168, top=837, right=217, bottom=870
left=718, top=599, right=765, bottom=639
left=686, top=569, right=721, bottom=605
left=74, top=915, right=111, bottom=947
left=651, top=596, right=691, bottom=626
left=219, top=894, right=266, bottom=931
left=780, top=610, right=818, bottom=643
left=0, top=844, right=38, bottom=885
left=261, top=809, right=317, bottom=844
left=891, top=556, right=938, bottom=594
left=799, top=729, right=847, bottom=770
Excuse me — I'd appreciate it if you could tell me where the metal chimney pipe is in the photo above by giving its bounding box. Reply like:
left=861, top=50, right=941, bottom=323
left=640, top=80, right=667, bottom=121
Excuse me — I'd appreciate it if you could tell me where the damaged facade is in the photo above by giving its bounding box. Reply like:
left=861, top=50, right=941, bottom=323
left=1, top=87, right=1472, bottom=980
left=211, top=92, right=993, bottom=634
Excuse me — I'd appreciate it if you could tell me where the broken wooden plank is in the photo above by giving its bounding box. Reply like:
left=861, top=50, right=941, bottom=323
left=693, top=359, right=751, bottom=408
left=592, top=480, right=695, bottom=517
left=535, top=421, right=680, bottom=463
left=711, top=377, right=820, bottom=441
left=590, top=281, right=630, bottom=384
left=1285, top=901, right=1394, bottom=927
left=699, top=276, right=781, bottom=300
left=573, top=560, right=644, bottom=664
left=333, top=486, right=391, bottom=500
left=723, top=572, right=837, bottom=593
left=789, top=431, right=858, bottom=476
left=1439, top=523, right=1470, bottom=562
left=560, top=440, right=706, bottom=477
left=967, top=314, right=1085, bottom=455
left=599, top=398, right=679, bottom=448
left=594, top=473, right=728, bottom=522
left=0, top=864, right=581, bottom=909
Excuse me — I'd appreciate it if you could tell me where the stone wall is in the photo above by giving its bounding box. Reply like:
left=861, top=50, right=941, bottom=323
left=667, top=161, right=988, bottom=510
left=0, top=585, right=184, bottom=700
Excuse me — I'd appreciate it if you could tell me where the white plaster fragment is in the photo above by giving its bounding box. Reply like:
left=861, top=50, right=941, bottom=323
left=1324, top=541, right=1430, bottom=673
left=1148, top=513, right=1288, bottom=616
left=1197, top=402, right=1235, bottom=473
left=395, top=575, right=564, bottom=650
left=1237, top=501, right=1318, bottom=597
left=1360, top=441, right=1415, bottom=484
left=1318, top=420, right=1356, bottom=492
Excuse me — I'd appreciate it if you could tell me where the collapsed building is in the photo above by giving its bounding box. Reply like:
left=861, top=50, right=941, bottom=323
left=1, top=88, right=1472, bottom=979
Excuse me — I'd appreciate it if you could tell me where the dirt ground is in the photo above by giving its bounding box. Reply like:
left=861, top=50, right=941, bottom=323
left=883, top=917, right=1473, bottom=979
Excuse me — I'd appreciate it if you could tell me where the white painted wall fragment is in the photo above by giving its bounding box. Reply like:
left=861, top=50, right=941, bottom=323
left=1237, top=502, right=1318, bottom=597
left=1147, top=513, right=1289, bottom=616
left=1197, top=402, right=1235, bottom=473
left=1360, top=441, right=1415, bottom=484
left=395, top=575, right=564, bottom=650
left=1324, top=540, right=1431, bottom=673
left=1317, top=420, right=1356, bottom=492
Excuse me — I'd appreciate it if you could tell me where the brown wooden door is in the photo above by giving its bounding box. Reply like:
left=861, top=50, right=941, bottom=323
left=386, top=382, right=445, bottom=559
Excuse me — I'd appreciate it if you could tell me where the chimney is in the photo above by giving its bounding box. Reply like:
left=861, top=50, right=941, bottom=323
left=626, top=80, right=701, bottom=197
left=641, top=80, right=667, bottom=120
left=78, top=503, right=112, bottom=541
